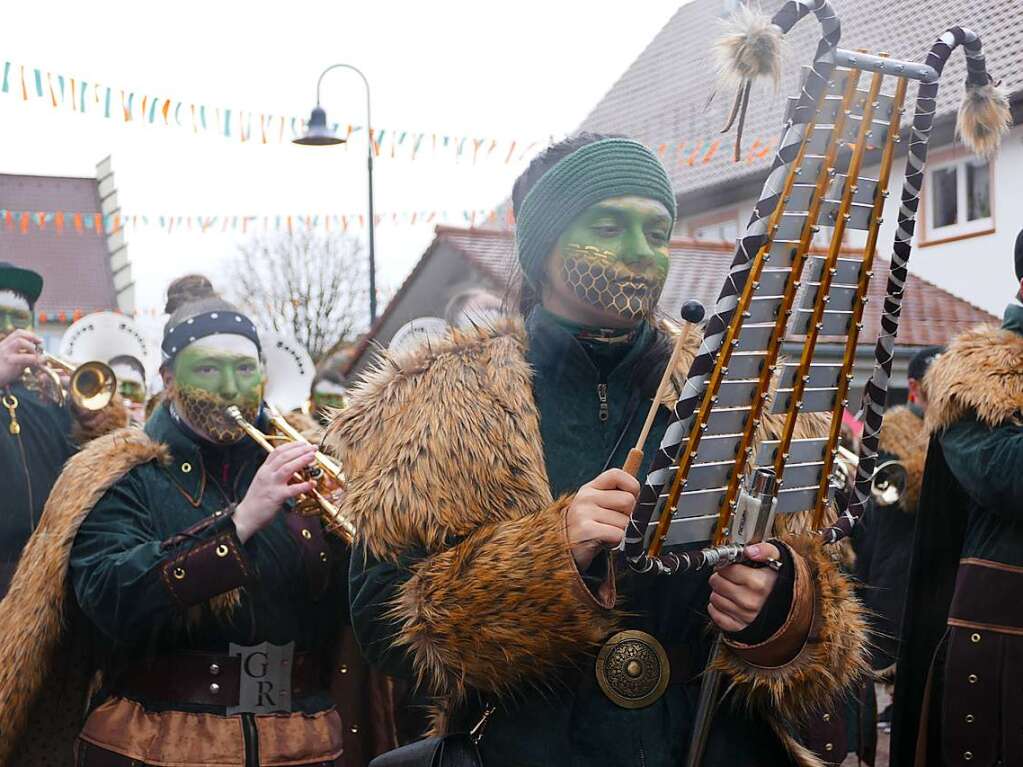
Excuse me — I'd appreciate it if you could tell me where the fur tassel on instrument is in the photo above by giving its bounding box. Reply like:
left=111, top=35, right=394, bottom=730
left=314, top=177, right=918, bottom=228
left=713, top=4, right=784, bottom=89
left=956, top=81, right=1011, bottom=158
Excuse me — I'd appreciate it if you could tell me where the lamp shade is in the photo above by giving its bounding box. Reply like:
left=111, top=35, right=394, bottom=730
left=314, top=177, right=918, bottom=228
left=293, top=106, right=345, bottom=146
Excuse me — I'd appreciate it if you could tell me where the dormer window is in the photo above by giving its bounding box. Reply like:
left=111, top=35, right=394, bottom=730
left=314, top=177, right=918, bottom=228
left=921, top=154, right=995, bottom=245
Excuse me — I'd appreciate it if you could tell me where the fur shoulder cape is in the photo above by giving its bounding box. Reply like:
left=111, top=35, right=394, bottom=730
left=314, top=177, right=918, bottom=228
left=0, top=428, right=167, bottom=766
left=327, top=318, right=867, bottom=764
left=877, top=405, right=927, bottom=514
left=925, top=324, right=1023, bottom=434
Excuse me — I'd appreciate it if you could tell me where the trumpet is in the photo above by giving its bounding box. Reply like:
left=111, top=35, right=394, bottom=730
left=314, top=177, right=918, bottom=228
left=225, top=405, right=355, bottom=543
left=833, top=446, right=907, bottom=507
left=29, top=353, right=117, bottom=411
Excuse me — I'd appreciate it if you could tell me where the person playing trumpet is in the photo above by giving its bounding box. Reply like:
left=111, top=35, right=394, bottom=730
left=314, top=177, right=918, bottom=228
left=0, top=261, right=127, bottom=599
left=0, top=275, right=352, bottom=766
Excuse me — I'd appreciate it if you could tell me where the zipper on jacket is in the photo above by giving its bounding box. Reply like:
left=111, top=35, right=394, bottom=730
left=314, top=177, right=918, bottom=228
left=242, top=713, right=259, bottom=767
left=597, top=383, right=609, bottom=423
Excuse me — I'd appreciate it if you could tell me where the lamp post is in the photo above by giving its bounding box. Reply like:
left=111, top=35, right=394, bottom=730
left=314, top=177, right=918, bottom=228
left=294, top=64, right=378, bottom=325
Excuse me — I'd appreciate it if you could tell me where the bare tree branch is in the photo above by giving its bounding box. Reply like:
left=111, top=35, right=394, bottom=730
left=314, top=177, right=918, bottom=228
left=225, top=231, right=369, bottom=362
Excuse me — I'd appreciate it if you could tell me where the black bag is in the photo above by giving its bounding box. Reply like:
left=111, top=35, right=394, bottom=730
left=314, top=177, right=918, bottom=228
left=367, top=735, right=481, bottom=767
left=368, top=704, right=493, bottom=767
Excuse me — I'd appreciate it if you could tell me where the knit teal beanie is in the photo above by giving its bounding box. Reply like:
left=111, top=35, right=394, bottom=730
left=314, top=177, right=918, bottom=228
left=515, top=138, right=677, bottom=285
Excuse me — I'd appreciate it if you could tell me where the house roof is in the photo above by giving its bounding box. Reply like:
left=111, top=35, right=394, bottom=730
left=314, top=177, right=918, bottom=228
left=0, top=173, right=117, bottom=317
left=438, top=225, right=994, bottom=348
left=577, top=0, right=1023, bottom=210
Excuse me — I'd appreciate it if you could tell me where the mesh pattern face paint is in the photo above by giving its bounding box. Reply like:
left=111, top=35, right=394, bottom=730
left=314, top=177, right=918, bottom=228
left=171, top=383, right=262, bottom=444
left=560, top=244, right=666, bottom=322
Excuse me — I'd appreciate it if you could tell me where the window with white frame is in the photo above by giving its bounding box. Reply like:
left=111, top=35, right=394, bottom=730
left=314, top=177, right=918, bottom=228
left=925, top=155, right=993, bottom=240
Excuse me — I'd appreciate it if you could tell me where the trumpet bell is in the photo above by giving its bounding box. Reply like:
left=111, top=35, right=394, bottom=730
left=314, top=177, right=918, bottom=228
left=70, top=360, right=117, bottom=411
left=872, top=460, right=908, bottom=507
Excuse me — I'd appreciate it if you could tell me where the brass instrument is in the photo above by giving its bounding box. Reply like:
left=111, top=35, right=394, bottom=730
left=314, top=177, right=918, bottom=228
left=31, top=353, right=117, bottom=411
left=225, top=404, right=355, bottom=543
left=834, top=445, right=907, bottom=507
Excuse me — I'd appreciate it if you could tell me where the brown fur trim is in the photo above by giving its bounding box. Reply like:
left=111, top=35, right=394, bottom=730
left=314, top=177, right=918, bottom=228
left=925, top=324, right=1023, bottom=434
left=70, top=394, right=130, bottom=445
left=390, top=495, right=617, bottom=701
left=0, top=428, right=168, bottom=765
left=714, top=534, right=870, bottom=725
left=769, top=721, right=828, bottom=767
left=877, top=405, right=927, bottom=514
left=325, top=319, right=550, bottom=562
left=282, top=409, right=324, bottom=443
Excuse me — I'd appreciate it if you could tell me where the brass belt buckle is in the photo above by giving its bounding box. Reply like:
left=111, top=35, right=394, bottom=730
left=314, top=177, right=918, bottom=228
left=595, top=630, right=670, bottom=709
left=227, top=641, right=294, bottom=715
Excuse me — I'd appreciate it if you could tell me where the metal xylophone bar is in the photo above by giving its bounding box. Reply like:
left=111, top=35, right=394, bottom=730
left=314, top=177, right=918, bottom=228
left=623, top=0, right=842, bottom=576
left=642, top=64, right=863, bottom=553
left=646, top=54, right=923, bottom=562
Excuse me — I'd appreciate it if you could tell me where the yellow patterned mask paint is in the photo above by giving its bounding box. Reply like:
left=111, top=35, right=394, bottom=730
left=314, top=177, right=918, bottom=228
left=551, top=196, right=671, bottom=322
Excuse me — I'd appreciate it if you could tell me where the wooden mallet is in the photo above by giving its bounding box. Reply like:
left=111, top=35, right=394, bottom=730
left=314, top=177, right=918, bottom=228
left=622, top=299, right=706, bottom=476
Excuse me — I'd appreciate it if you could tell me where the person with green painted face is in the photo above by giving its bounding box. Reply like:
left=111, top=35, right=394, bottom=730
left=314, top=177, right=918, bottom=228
left=0, top=261, right=127, bottom=600
left=336, top=135, right=866, bottom=767
left=309, top=368, right=350, bottom=426
left=0, top=275, right=362, bottom=766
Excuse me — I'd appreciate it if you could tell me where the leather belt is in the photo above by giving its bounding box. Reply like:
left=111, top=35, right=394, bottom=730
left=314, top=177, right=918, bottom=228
left=110, top=650, right=324, bottom=708
left=949, top=558, right=1023, bottom=636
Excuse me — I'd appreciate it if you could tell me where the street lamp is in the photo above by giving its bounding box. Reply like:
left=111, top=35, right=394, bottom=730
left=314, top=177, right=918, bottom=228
left=294, top=64, right=378, bottom=325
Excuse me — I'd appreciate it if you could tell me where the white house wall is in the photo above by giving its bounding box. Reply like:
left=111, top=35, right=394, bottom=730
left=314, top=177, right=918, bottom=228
left=676, top=124, right=1023, bottom=316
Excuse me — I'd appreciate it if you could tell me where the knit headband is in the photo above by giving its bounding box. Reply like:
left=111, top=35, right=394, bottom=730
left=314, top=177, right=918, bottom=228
left=161, top=310, right=261, bottom=364
left=515, top=138, right=677, bottom=285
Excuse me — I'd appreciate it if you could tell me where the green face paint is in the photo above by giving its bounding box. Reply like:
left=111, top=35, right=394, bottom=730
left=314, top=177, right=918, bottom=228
left=549, top=196, right=672, bottom=323
left=170, top=338, right=264, bottom=443
left=312, top=391, right=348, bottom=413
left=0, top=307, right=33, bottom=339
left=118, top=380, right=146, bottom=405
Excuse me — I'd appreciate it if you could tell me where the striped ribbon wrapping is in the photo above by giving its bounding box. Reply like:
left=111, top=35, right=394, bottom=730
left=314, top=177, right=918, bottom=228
left=822, top=26, right=995, bottom=544
left=624, top=0, right=842, bottom=575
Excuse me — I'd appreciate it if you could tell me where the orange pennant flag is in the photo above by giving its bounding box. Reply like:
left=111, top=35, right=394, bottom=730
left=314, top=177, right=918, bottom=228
left=55, top=211, right=64, bottom=234
left=19, top=212, right=29, bottom=234
left=94, top=214, right=103, bottom=235
left=73, top=212, right=83, bottom=233
left=702, top=139, right=721, bottom=164
left=162, top=99, right=171, bottom=124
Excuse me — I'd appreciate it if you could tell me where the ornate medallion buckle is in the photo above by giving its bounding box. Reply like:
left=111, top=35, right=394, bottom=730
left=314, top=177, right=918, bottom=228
left=595, top=630, right=670, bottom=709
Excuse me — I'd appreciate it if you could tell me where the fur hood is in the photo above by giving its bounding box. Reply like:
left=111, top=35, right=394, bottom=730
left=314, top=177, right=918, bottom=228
left=877, top=405, right=927, bottom=514
left=925, top=324, right=1023, bottom=434
left=0, top=428, right=167, bottom=765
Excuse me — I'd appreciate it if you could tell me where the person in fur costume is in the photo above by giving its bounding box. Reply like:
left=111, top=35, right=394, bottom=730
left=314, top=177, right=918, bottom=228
left=853, top=345, right=941, bottom=734
left=0, top=261, right=127, bottom=599
left=890, top=230, right=1023, bottom=767
left=0, top=275, right=373, bottom=766
left=331, top=134, right=868, bottom=767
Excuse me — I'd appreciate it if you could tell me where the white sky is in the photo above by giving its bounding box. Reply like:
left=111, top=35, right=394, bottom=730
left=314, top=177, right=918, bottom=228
left=0, top=0, right=687, bottom=336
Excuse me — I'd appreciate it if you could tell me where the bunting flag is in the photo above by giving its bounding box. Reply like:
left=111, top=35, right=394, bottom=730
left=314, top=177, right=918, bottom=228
left=0, top=207, right=506, bottom=235
left=0, top=58, right=779, bottom=168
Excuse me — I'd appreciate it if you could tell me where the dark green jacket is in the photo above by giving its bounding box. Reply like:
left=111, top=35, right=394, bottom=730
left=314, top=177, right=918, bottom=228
left=0, top=383, right=77, bottom=598
left=69, top=404, right=345, bottom=714
left=938, top=305, right=1023, bottom=567
left=349, top=309, right=793, bottom=767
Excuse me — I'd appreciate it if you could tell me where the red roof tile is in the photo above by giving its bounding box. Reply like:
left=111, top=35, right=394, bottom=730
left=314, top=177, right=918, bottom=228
left=0, top=173, right=117, bottom=316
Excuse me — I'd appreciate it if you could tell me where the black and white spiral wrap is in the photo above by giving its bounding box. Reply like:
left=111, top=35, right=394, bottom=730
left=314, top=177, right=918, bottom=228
left=822, top=27, right=995, bottom=544
left=624, top=0, right=841, bottom=575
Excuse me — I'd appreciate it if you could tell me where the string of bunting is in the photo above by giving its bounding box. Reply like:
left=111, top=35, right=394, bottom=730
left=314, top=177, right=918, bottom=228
left=0, top=59, right=777, bottom=166
left=0, top=207, right=512, bottom=234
